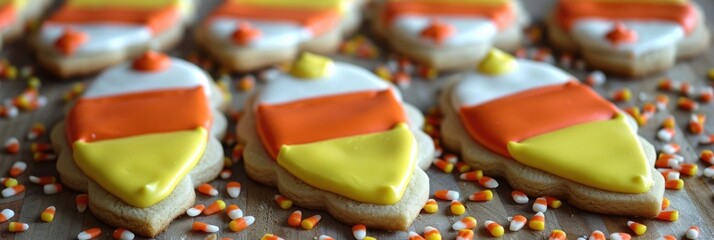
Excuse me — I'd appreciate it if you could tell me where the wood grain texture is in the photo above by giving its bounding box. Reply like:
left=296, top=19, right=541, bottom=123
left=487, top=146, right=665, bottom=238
left=0, top=0, right=713, bottom=239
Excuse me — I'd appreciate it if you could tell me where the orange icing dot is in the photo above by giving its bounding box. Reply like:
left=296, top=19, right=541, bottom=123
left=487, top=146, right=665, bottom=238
left=232, top=22, right=262, bottom=46
left=132, top=51, right=171, bottom=72
left=420, top=19, right=456, bottom=46
left=606, top=22, right=638, bottom=45
left=54, top=28, right=89, bottom=56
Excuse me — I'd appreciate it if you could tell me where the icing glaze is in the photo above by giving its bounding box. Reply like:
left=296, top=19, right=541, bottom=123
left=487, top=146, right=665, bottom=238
left=0, top=0, right=25, bottom=30
left=452, top=60, right=572, bottom=109
left=231, top=22, right=262, bottom=45
left=53, top=28, right=89, bottom=56
left=572, top=19, right=684, bottom=55
left=606, top=22, right=638, bottom=45
left=555, top=0, right=697, bottom=34
left=455, top=55, right=652, bottom=193
left=82, top=58, right=211, bottom=99
left=477, top=48, right=517, bottom=75
left=420, top=19, right=456, bottom=46
left=459, top=82, right=618, bottom=157
left=40, top=23, right=152, bottom=55
left=209, top=17, right=310, bottom=49
left=393, top=15, right=496, bottom=48
left=256, top=62, right=394, bottom=108
left=277, top=123, right=416, bottom=205
left=132, top=51, right=171, bottom=72
left=67, top=86, right=212, bottom=143
left=74, top=127, right=208, bottom=208
left=288, top=53, right=334, bottom=79
left=382, top=0, right=515, bottom=30
left=46, top=6, right=180, bottom=34
left=66, top=0, right=181, bottom=9
left=508, top=114, right=653, bottom=193
left=67, top=56, right=214, bottom=208
left=256, top=89, right=407, bottom=158
left=208, top=1, right=340, bottom=37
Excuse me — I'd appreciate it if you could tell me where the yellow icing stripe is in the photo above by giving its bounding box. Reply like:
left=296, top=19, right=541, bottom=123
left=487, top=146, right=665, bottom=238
left=0, top=0, right=27, bottom=9
left=73, top=128, right=208, bottom=208
left=277, top=123, right=417, bottom=205
left=507, top=114, right=653, bottom=193
left=66, top=0, right=180, bottom=9
left=230, top=0, right=346, bottom=12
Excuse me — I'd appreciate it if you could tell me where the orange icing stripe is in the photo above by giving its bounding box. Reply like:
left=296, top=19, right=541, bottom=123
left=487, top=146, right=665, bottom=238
left=256, top=89, right=407, bottom=159
left=459, top=82, right=618, bottom=157
left=67, top=86, right=212, bottom=143
left=207, top=2, right=340, bottom=36
left=556, top=0, right=697, bottom=35
left=46, top=6, right=179, bottom=34
left=0, top=4, right=15, bottom=29
left=382, top=1, right=515, bottom=30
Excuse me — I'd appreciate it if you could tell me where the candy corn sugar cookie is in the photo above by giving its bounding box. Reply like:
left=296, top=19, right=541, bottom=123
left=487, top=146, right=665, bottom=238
left=237, top=53, right=434, bottom=230
left=371, top=0, right=530, bottom=70
left=439, top=49, right=665, bottom=217
left=33, top=0, right=195, bottom=78
left=0, top=0, right=51, bottom=43
left=51, top=51, right=227, bottom=237
left=547, top=0, right=710, bottom=77
left=196, top=0, right=365, bottom=72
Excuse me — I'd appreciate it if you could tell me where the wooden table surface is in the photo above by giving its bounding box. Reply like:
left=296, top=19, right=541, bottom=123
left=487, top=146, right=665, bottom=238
left=1, top=0, right=714, bottom=239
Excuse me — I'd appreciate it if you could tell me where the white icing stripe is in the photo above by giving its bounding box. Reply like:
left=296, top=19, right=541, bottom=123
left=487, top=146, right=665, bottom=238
left=256, top=62, right=397, bottom=109
left=452, top=60, right=572, bottom=110
left=40, top=23, right=152, bottom=55
left=572, top=19, right=685, bottom=55
left=83, top=58, right=212, bottom=99
left=392, top=14, right=497, bottom=48
left=208, top=17, right=312, bottom=49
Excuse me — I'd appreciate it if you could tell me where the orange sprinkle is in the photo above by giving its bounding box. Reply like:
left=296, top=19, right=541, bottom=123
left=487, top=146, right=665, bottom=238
left=77, top=228, right=101, bottom=240
left=9, top=161, right=26, bottom=177
left=112, top=228, right=135, bottom=240
left=656, top=210, right=679, bottom=221
left=41, top=206, right=55, bottom=222
left=478, top=176, right=498, bottom=188
left=301, top=215, right=322, bottom=230
left=434, top=190, right=459, bottom=201
left=203, top=200, right=226, bottom=215
left=459, top=170, right=483, bottom=181
left=508, top=215, right=527, bottom=231
left=226, top=181, right=241, bottom=198
left=661, top=198, right=670, bottom=210
left=193, top=222, right=219, bottom=233
left=196, top=183, right=218, bottom=196
left=452, top=216, right=477, bottom=230
left=226, top=204, right=243, bottom=220
left=274, top=194, right=293, bottom=209
left=665, top=179, right=684, bottom=190
left=455, top=229, right=473, bottom=240
left=76, top=194, right=88, bottom=212
left=548, top=229, right=567, bottom=240
left=186, top=204, right=205, bottom=217
left=423, top=199, right=438, bottom=213
left=468, top=190, right=493, bottom=202
left=432, top=159, right=454, bottom=173
left=352, top=224, right=367, bottom=239
left=288, top=210, right=302, bottom=228
left=228, top=216, right=255, bottom=232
